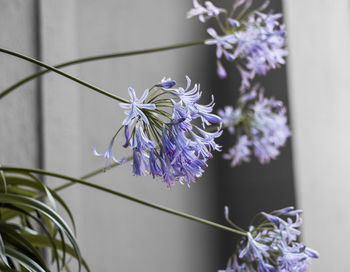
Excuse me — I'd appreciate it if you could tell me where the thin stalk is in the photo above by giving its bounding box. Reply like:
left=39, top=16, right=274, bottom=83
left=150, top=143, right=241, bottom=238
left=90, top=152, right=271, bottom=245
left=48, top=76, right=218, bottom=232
left=0, top=166, right=247, bottom=237
left=0, top=48, right=128, bottom=103
left=0, top=40, right=205, bottom=100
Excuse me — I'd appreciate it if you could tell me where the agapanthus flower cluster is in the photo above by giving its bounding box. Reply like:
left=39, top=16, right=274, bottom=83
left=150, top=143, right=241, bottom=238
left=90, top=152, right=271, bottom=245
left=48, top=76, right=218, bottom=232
left=218, top=86, right=290, bottom=166
left=94, top=76, right=222, bottom=187
left=187, top=0, right=287, bottom=91
left=219, top=206, right=319, bottom=272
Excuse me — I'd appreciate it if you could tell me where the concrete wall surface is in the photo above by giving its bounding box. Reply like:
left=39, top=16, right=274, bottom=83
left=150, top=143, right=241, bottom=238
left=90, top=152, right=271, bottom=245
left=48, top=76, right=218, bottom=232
left=284, top=0, right=350, bottom=271
left=0, top=0, right=40, bottom=168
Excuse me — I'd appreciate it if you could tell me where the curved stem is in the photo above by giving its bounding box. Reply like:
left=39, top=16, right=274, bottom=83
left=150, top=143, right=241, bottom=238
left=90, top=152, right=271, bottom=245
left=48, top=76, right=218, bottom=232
left=0, top=40, right=205, bottom=100
left=0, top=166, right=246, bottom=237
left=53, top=156, right=132, bottom=192
left=0, top=48, right=128, bottom=103
left=49, top=122, right=224, bottom=193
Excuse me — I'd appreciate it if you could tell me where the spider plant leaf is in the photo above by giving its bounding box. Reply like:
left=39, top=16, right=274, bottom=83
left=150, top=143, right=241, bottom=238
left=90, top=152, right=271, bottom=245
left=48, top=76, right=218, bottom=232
left=0, top=223, right=48, bottom=271
left=0, top=232, right=10, bottom=267
left=4, top=176, right=76, bottom=234
left=22, top=234, right=90, bottom=272
left=5, top=246, right=47, bottom=272
left=0, top=170, right=7, bottom=193
left=0, top=194, right=82, bottom=272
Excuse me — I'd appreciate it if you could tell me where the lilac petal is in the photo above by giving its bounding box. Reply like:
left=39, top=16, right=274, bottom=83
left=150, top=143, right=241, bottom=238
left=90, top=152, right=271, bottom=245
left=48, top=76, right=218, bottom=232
left=228, top=18, right=240, bottom=27
left=207, top=27, right=218, bottom=38
left=224, top=206, right=229, bottom=219
left=185, top=75, right=192, bottom=91
left=119, top=102, right=131, bottom=109
left=123, top=125, right=130, bottom=148
left=204, top=39, right=218, bottom=45
left=304, top=247, right=319, bottom=259
left=216, top=46, right=223, bottom=58
left=223, top=50, right=235, bottom=61
left=128, top=87, right=137, bottom=102
left=262, top=212, right=281, bottom=225
left=139, top=88, right=150, bottom=103
left=122, top=109, right=135, bottom=126
left=217, top=60, right=227, bottom=78
left=233, top=0, right=246, bottom=10
left=156, top=79, right=176, bottom=88
left=258, top=0, right=270, bottom=11
left=112, top=156, right=126, bottom=164
left=137, top=103, right=156, bottom=110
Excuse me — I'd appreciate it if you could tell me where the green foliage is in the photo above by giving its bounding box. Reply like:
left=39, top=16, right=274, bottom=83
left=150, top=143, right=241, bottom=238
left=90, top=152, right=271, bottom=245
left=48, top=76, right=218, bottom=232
left=0, top=171, right=89, bottom=272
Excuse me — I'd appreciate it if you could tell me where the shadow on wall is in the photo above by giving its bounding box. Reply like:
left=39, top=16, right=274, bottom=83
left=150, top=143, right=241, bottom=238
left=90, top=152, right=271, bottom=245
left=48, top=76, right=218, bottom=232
left=206, top=1, right=296, bottom=266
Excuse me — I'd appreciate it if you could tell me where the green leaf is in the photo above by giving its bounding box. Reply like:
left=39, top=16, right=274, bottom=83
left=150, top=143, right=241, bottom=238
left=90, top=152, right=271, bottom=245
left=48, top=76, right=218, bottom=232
left=0, top=232, right=10, bottom=267
left=0, top=193, right=82, bottom=272
left=0, top=170, right=7, bottom=193
left=5, top=246, right=47, bottom=272
left=3, top=176, right=77, bottom=234
left=22, top=234, right=90, bottom=272
left=0, top=222, right=48, bottom=271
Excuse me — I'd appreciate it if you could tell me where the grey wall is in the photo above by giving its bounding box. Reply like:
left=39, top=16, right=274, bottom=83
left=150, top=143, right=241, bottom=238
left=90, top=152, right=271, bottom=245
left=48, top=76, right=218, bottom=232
left=284, top=0, right=350, bottom=271
left=0, top=0, right=40, bottom=168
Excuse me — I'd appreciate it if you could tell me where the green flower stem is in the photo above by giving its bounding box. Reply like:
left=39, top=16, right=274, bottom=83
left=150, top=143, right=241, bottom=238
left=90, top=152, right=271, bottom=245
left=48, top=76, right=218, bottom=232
left=0, top=40, right=205, bottom=100
left=0, top=166, right=247, bottom=237
left=48, top=123, right=224, bottom=193
left=0, top=48, right=128, bottom=103
left=53, top=156, right=132, bottom=193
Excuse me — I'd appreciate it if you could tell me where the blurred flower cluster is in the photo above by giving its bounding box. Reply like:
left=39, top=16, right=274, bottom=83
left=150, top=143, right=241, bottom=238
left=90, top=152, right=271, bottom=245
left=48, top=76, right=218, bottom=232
left=218, top=86, right=290, bottom=166
left=188, top=0, right=287, bottom=91
left=220, top=207, right=319, bottom=272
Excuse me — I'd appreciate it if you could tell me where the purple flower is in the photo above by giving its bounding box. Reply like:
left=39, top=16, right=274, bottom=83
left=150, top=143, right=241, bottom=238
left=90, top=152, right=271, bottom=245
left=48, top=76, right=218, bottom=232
left=119, top=87, right=156, bottom=126
left=236, top=65, right=255, bottom=92
left=223, top=135, right=251, bottom=166
left=239, top=231, right=270, bottom=261
left=233, top=0, right=251, bottom=10
left=217, top=60, right=227, bottom=79
left=192, top=95, right=222, bottom=127
left=232, top=12, right=287, bottom=88
left=217, top=106, right=241, bottom=134
left=131, top=126, right=154, bottom=176
left=205, top=28, right=234, bottom=59
left=114, top=76, right=223, bottom=186
left=187, top=0, right=226, bottom=23
left=149, top=149, right=162, bottom=178
left=155, top=77, right=176, bottom=89
left=92, top=136, right=125, bottom=169
left=273, top=206, right=302, bottom=216
left=219, top=87, right=290, bottom=166
left=170, top=75, right=201, bottom=107
left=251, top=93, right=291, bottom=163
left=222, top=207, right=319, bottom=272
left=228, top=18, right=240, bottom=28
left=170, top=76, right=221, bottom=127
left=196, top=0, right=287, bottom=86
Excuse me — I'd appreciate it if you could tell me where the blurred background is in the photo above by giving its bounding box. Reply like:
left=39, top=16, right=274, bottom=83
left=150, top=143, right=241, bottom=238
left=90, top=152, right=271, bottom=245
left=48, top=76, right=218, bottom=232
left=0, top=0, right=349, bottom=271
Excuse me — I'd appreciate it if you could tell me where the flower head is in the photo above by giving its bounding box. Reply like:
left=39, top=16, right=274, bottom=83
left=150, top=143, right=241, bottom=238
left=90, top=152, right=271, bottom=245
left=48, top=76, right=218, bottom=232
left=219, top=86, right=290, bottom=166
left=119, top=87, right=156, bottom=126
left=155, top=77, right=176, bottom=89
left=205, top=28, right=234, bottom=59
left=96, top=76, right=222, bottom=187
left=189, top=0, right=287, bottom=88
left=92, top=136, right=125, bottom=169
left=220, top=206, right=319, bottom=271
left=187, top=0, right=226, bottom=23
